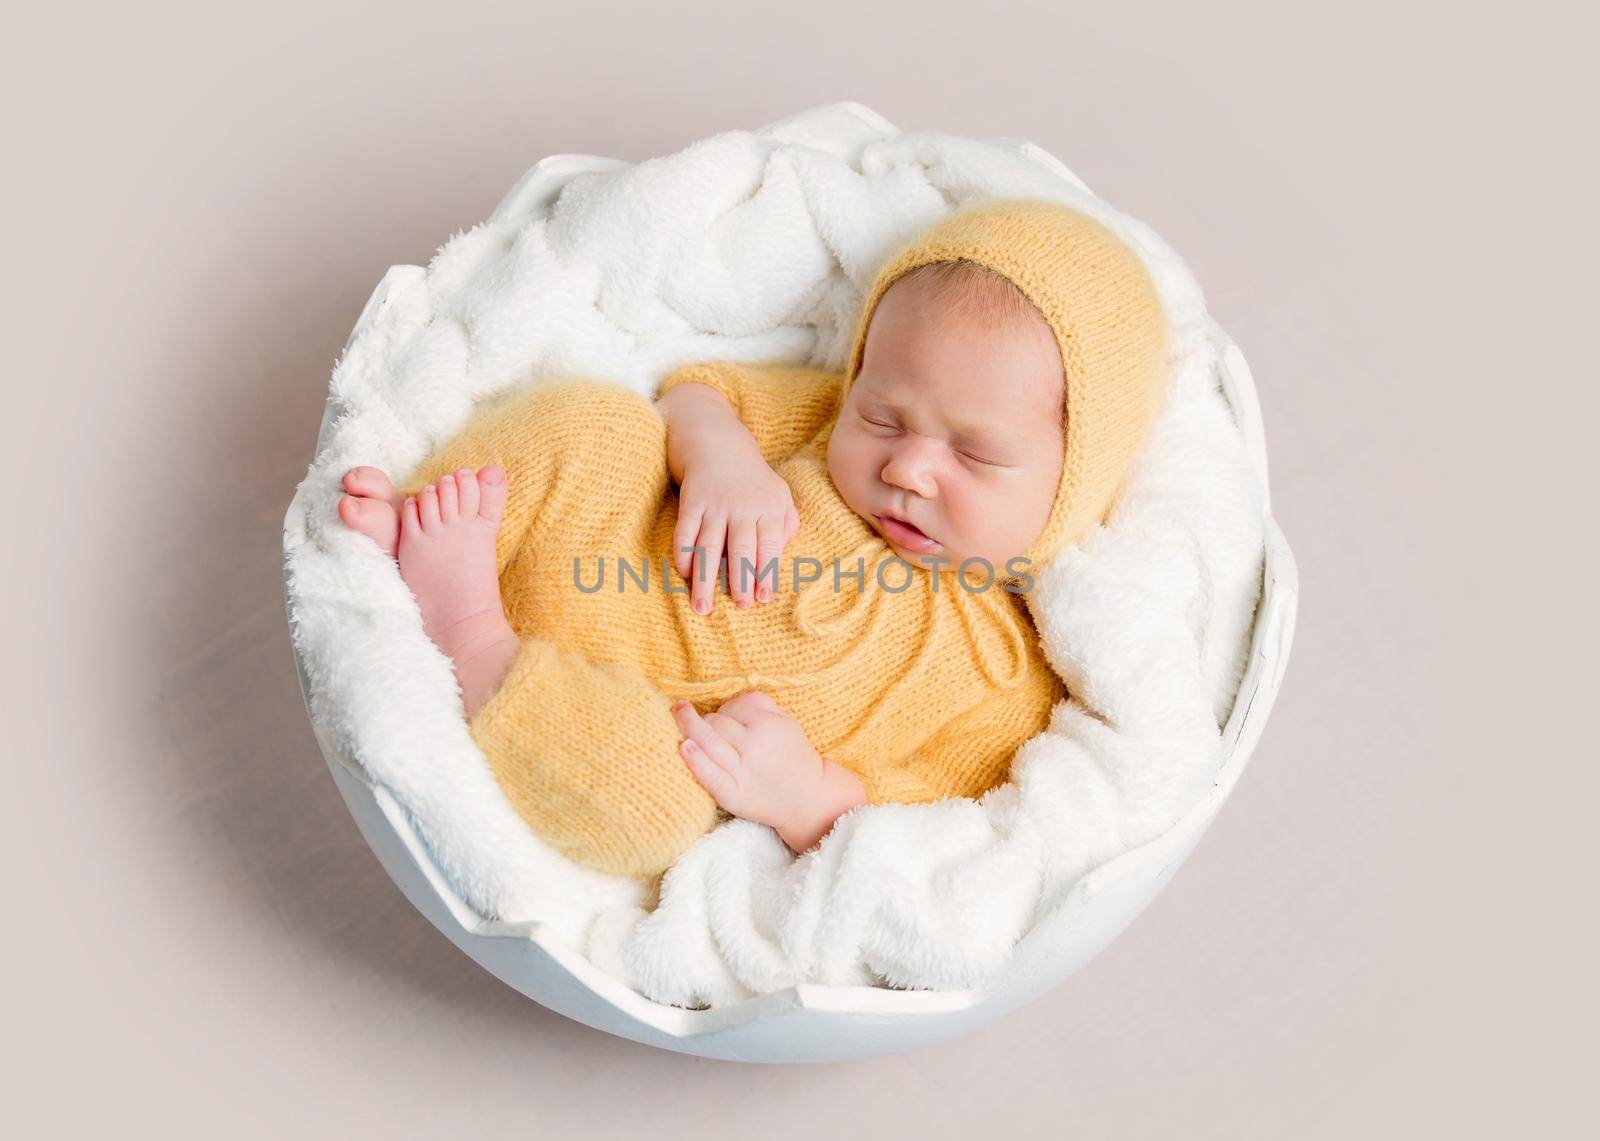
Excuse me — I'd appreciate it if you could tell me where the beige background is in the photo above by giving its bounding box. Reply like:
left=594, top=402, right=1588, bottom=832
left=2, top=1, right=1594, bottom=1136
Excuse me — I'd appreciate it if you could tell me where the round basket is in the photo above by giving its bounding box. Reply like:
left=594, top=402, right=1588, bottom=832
left=283, top=104, right=1298, bottom=1062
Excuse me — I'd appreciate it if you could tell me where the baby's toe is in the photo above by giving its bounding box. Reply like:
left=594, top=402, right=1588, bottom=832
left=343, top=466, right=393, bottom=499
left=455, top=467, right=479, bottom=518
left=418, top=484, right=441, bottom=529
left=338, top=493, right=399, bottom=556
left=336, top=493, right=364, bottom=529
left=476, top=465, right=507, bottom=526
left=437, top=472, right=459, bottom=521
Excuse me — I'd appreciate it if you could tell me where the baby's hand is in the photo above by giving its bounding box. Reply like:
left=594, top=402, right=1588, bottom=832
left=673, top=447, right=799, bottom=614
left=672, top=691, right=866, bottom=855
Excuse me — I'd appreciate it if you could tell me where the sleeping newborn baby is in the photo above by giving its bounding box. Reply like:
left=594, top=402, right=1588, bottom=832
left=337, top=199, right=1169, bottom=879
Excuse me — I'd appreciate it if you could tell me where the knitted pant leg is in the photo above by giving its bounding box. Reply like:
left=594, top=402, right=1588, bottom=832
left=468, top=638, right=719, bottom=880
left=405, top=380, right=717, bottom=878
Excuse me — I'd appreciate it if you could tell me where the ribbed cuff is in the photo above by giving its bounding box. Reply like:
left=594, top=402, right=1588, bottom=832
left=656, top=362, right=743, bottom=416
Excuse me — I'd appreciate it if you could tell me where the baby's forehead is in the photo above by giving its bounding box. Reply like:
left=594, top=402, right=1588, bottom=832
left=894, top=268, right=1058, bottom=352
left=861, top=270, right=1064, bottom=431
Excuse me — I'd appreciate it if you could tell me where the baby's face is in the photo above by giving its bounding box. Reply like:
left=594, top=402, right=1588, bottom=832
left=827, top=276, right=1065, bottom=577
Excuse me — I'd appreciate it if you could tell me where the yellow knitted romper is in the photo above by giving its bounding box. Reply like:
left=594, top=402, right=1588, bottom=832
left=402, top=199, right=1170, bottom=879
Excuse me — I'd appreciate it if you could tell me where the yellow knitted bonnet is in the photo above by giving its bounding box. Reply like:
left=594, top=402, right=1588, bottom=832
left=838, top=198, right=1171, bottom=573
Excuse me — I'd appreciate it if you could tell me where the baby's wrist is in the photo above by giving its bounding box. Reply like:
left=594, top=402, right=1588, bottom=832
left=776, top=758, right=867, bottom=855
left=686, top=419, right=763, bottom=469
left=659, top=383, right=759, bottom=479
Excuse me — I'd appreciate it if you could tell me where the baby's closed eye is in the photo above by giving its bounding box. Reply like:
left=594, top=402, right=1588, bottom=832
left=862, top=409, right=1009, bottom=467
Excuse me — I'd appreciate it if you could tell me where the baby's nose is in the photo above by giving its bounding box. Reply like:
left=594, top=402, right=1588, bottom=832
left=881, top=442, right=940, bottom=494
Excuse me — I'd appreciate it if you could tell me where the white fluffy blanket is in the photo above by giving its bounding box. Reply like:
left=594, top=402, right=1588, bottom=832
left=285, top=104, right=1264, bottom=1007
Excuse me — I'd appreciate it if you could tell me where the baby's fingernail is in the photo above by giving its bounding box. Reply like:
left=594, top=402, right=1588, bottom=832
left=681, top=740, right=697, bottom=754
left=758, top=587, right=770, bottom=601
left=694, top=598, right=708, bottom=614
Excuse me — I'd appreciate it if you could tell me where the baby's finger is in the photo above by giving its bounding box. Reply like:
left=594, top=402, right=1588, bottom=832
left=753, top=690, right=785, bottom=713
left=733, top=688, right=784, bottom=716
left=693, top=515, right=726, bottom=616
left=703, top=709, right=747, bottom=744
left=673, top=501, right=703, bottom=581
left=755, top=513, right=785, bottom=603
left=681, top=738, right=740, bottom=809
left=672, top=702, right=742, bottom=776
left=727, top=515, right=759, bottom=608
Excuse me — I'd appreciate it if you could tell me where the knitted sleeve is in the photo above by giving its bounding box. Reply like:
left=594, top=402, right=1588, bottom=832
left=657, top=361, right=842, bottom=464
left=837, top=680, right=1055, bottom=806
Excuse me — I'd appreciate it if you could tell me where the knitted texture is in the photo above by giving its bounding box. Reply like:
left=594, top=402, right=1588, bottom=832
left=836, top=198, right=1171, bottom=569
left=398, top=199, right=1169, bottom=881
left=404, top=368, right=1063, bottom=880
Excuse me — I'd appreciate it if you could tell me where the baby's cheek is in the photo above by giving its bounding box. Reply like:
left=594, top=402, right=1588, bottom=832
left=827, top=438, right=871, bottom=507
left=950, top=482, right=1019, bottom=565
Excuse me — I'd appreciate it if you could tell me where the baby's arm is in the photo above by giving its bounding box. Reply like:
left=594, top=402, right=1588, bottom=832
left=656, top=380, right=761, bottom=485
left=659, top=361, right=843, bottom=465
left=656, top=381, right=799, bottom=613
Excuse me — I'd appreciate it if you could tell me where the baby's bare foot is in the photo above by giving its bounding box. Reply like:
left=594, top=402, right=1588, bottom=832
left=338, top=466, right=405, bottom=557
left=397, top=465, right=520, bottom=716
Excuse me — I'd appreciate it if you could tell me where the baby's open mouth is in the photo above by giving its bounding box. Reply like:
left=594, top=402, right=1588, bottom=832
left=875, top=513, right=940, bottom=552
